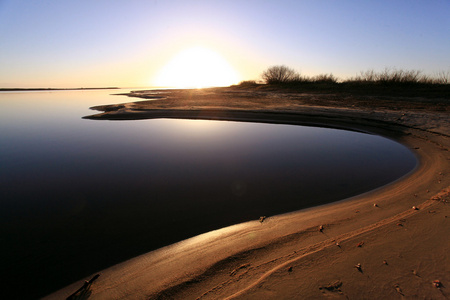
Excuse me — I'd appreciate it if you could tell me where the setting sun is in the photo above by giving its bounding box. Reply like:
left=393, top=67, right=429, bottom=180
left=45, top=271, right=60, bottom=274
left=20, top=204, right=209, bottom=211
left=153, top=47, right=240, bottom=88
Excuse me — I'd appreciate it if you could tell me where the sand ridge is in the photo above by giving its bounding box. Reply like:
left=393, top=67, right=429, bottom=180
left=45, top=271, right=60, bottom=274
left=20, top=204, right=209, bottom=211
left=48, top=87, right=449, bottom=299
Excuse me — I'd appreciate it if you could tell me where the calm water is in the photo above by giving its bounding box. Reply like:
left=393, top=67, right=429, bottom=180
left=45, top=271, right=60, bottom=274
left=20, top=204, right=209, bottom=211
left=0, top=90, right=417, bottom=298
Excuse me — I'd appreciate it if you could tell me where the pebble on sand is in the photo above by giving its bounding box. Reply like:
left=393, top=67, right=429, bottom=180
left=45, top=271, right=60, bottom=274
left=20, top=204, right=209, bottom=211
left=433, top=280, right=442, bottom=288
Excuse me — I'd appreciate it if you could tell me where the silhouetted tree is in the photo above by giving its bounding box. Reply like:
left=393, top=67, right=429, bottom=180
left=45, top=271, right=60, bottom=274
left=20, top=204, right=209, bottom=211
left=261, top=65, right=300, bottom=84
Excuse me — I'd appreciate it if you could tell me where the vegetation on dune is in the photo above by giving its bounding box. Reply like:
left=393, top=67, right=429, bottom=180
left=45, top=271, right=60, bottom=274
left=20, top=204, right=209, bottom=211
left=261, top=65, right=301, bottom=84
left=259, top=65, right=339, bottom=85
left=347, top=68, right=449, bottom=85
left=255, top=65, right=449, bottom=86
left=237, top=80, right=259, bottom=87
left=236, top=65, right=449, bottom=97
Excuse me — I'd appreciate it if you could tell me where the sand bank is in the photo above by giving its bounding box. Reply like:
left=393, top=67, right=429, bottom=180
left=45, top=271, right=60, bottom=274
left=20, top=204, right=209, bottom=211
left=48, top=87, right=449, bottom=299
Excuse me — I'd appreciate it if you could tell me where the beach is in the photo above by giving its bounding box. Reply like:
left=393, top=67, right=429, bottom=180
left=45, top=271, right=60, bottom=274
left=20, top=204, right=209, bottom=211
left=47, top=87, right=449, bottom=299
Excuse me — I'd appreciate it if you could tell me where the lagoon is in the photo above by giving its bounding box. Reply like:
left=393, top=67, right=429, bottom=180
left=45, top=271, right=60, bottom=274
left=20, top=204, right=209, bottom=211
left=0, top=89, right=417, bottom=298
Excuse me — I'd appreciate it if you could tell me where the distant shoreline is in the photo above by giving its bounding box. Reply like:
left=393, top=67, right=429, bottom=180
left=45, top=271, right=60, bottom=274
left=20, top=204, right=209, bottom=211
left=0, top=87, right=120, bottom=92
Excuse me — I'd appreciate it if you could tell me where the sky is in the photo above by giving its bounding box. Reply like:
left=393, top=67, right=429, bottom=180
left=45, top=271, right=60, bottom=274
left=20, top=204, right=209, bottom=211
left=0, top=0, right=449, bottom=88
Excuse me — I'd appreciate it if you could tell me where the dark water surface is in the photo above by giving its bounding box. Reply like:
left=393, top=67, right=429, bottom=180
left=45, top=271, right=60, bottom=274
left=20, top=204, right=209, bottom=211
left=0, top=90, right=416, bottom=298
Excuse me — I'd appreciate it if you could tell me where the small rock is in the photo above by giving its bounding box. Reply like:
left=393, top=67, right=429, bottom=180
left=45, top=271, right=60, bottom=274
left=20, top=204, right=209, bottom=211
left=373, top=203, right=378, bottom=207
left=394, top=284, right=404, bottom=296
left=335, top=241, right=340, bottom=247
left=259, top=216, right=266, bottom=223
left=433, top=280, right=442, bottom=288
left=354, top=263, right=362, bottom=272
left=288, top=266, right=293, bottom=272
left=319, top=225, right=324, bottom=232
left=412, top=206, right=419, bottom=210
left=383, top=260, right=388, bottom=265
left=357, top=241, right=364, bottom=247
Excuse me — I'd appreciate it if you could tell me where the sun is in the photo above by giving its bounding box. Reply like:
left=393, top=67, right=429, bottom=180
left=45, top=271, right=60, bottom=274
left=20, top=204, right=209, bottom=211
left=153, top=47, right=240, bottom=88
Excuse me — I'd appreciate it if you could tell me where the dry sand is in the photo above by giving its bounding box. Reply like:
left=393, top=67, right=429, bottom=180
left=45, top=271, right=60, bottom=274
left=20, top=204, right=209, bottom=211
left=48, top=87, right=449, bottom=299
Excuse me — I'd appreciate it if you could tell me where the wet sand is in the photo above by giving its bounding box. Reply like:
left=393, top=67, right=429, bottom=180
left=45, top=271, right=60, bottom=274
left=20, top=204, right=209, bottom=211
left=48, top=87, right=449, bottom=299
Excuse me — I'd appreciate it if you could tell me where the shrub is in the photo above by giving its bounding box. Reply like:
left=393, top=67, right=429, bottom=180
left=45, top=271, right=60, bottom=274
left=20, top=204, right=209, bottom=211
left=261, top=65, right=300, bottom=84
left=238, top=80, right=258, bottom=87
left=310, top=73, right=338, bottom=83
left=432, top=70, right=449, bottom=84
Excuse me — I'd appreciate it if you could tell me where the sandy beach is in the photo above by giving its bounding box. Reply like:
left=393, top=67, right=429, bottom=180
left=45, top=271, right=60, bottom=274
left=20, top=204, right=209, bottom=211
left=47, top=87, right=449, bottom=299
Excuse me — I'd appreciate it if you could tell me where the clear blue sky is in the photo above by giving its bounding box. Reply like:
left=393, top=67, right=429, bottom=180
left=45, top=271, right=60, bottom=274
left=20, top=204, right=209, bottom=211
left=0, top=0, right=449, bottom=87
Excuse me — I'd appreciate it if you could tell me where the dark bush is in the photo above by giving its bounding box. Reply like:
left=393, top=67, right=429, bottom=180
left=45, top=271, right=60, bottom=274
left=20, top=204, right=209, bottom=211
left=237, top=80, right=258, bottom=87
left=261, top=65, right=300, bottom=84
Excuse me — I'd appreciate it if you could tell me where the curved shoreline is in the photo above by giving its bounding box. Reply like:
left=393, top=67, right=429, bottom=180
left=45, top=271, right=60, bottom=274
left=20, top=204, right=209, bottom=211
left=48, top=88, right=449, bottom=299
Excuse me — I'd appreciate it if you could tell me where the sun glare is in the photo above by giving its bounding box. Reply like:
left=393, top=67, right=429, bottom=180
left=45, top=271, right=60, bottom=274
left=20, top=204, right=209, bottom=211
left=154, top=47, right=240, bottom=88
